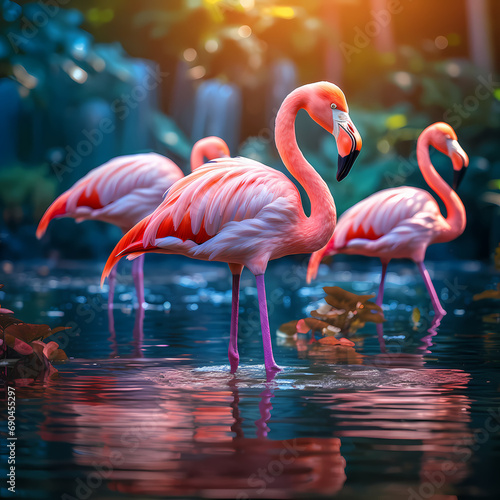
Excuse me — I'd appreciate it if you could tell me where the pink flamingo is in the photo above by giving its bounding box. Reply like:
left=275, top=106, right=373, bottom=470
left=101, top=82, right=362, bottom=375
left=36, top=137, right=230, bottom=308
left=307, top=122, right=468, bottom=316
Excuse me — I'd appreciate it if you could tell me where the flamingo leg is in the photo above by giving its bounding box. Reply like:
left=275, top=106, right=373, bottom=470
left=229, top=272, right=241, bottom=373
left=132, top=305, right=145, bottom=358
left=255, top=274, right=281, bottom=377
left=107, top=265, right=117, bottom=310
left=132, top=254, right=145, bottom=308
left=376, top=260, right=389, bottom=307
left=416, top=261, right=447, bottom=317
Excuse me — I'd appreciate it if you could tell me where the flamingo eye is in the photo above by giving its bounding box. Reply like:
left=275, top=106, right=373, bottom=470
left=331, top=103, right=337, bottom=109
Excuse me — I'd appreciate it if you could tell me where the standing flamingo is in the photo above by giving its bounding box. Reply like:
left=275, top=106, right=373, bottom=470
left=101, top=82, right=362, bottom=375
left=37, top=137, right=230, bottom=309
left=307, top=122, right=468, bottom=316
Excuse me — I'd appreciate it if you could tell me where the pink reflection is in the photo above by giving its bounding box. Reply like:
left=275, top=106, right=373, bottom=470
left=108, top=304, right=145, bottom=359
left=37, top=374, right=346, bottom=498
left=314, top=317, right=473, bottom=494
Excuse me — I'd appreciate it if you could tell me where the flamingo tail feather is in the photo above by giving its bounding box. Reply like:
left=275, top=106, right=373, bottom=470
left=100, top=215, right=154, bottom=287
left=36, top=191, right=72, bottom=239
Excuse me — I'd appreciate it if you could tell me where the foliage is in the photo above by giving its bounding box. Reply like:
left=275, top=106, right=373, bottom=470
left=278, top=286, right=385, bottom=343
left=0, top=1, right=191, bottom=167
left=473, top=283, right=500, bottom=302
left=0, top=285, right=68, bottom=385
left=131, top=0, right=327, bottom=89
left=0, top=164, right=57, bottom=224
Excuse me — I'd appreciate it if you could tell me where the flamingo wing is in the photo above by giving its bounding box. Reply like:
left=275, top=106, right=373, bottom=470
left=37, top=153, right=183, bottom=237
left=307, top=187, right=441, bottom=282
left=333, top=187, right=441, bottom=250
left=102, top=157, right=301, bottom=283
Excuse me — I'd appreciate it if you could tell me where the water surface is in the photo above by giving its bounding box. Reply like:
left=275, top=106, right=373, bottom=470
left=1, top=257, right=499, bottom=499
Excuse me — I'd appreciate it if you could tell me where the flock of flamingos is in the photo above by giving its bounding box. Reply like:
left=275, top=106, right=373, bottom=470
left=36, top=81, right=469, bottom=377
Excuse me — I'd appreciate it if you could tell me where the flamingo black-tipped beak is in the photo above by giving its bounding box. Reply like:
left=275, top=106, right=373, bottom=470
left=448, top=139, right=469, bottom=191
left=453, top=168, right=466, bottom=191
left=337, top=147, right=360, bottom=181
left=333, top=115, right=362, bottom=181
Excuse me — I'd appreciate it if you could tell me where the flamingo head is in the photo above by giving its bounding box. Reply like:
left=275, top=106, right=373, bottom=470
left=303, top=82, right=362, bottom=181
left=201, top=136, right=230, bottom=160
left=191, top=136, right=230, bottom=170
left=305, top=82, right=362, bottom=181
left=429, top=122, right=469, bottom=191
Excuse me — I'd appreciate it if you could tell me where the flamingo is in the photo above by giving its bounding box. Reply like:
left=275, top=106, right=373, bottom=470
left=101, top=81, right=362, bottom=375
left=36, top=137, right=230, bottom=308
left=307, top=122, right=468, bottom=316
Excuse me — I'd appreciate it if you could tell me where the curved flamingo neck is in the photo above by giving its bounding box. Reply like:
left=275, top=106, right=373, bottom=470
left=190, top=147, right=206, bottom=172
left=275, top=88, right=336, bottom=252
left=416, top=134, right=466, bottom=242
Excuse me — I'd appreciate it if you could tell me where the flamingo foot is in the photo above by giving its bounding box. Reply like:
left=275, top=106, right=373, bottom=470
left=416, top=261, right=447, bottom=317
left=229, top=349, right=240, bottom=374
left=255, top=274, right=282, bottom=376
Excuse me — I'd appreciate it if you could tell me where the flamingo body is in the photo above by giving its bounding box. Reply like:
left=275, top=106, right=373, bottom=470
left=37, top=138, right=231, bottom=310
left=37, top=153, right=184, bottom=237
left=102, top=82, right=363, bottom=376
left=307, top=122, right=468, bottom=315
left=104, top=158, right=305, bottom=277
left=327, top=187, right=446, bottom=262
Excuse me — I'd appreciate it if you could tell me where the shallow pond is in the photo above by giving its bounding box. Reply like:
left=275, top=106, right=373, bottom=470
left=1, top=256, right=500, bottom=499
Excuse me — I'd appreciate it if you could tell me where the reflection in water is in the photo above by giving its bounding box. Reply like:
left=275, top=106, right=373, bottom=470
left=37, top=370, right=346, bottom=498
left=3, top=261, right=498, bottom=499
left=108, top=304, right=145, bottom=359
left=313, top=316, right=473, bottom=495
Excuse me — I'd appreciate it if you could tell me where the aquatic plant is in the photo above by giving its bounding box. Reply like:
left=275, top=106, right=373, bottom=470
left=278, top=286, right=385, bottom=342
left=0, top=286, right=68, bottom=385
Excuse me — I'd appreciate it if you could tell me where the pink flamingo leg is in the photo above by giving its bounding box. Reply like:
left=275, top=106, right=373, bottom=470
left=416, top=261, right=447, bottom=316
left=132, top=305, right=145, bottom=358
left=255, top=274, right=281, bottom=377
left=107, top=265, right=117, bottom=310
left=376, top=260, right=389, bottom=307
left=229, top=273, right=241, bottom=373
left=132, top=254, right=145, bottom=308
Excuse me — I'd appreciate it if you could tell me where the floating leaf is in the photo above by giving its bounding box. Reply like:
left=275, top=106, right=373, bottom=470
left=318, top=336, right=340, bottom=345
left=276, top=320, right=298, bottom=337
left=4, top=334, right=33, bottom=355
left=473, top=284, right=500, bottom=301
left=278, top=286, right=385, bottom=350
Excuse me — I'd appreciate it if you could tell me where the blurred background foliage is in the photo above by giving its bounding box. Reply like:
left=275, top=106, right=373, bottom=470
left=0, top=0, right=499, bottom=262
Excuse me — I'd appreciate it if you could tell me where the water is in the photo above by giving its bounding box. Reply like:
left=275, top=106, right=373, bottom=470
left=1, top=257, right=500, bottom=499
